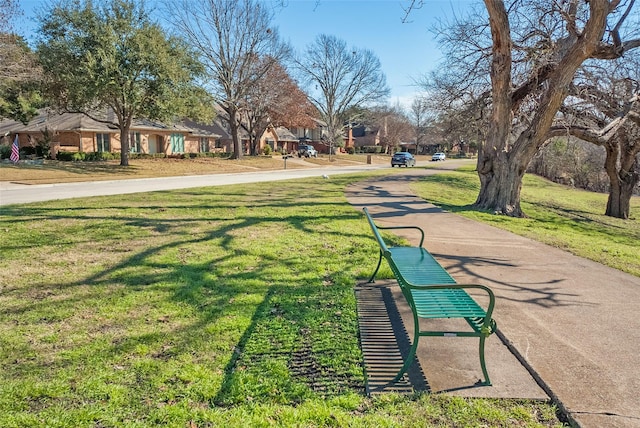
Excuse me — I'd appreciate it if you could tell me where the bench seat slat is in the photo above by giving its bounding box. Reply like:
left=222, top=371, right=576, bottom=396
left=410, top=289, right=486, bottom=319
left=388, top=247, right=457, bottom=285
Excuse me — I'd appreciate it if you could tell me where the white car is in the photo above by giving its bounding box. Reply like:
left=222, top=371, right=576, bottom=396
left=432, top=152, right=446, bottom=161
left=298, top=144, right=318, bottom=158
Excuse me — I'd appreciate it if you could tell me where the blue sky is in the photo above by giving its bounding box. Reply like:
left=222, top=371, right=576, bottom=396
left=17, top=0, right=476, bottom=107
left=272, top=0, right=474, bottom=107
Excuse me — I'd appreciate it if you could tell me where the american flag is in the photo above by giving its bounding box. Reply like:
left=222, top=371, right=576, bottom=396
left=10, top=134, right=19, bottom=163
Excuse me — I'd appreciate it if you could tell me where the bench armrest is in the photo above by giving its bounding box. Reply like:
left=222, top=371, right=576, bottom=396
left=375, top=225, right=425, bottom=247
left=407, top=282, right=496, bottom=319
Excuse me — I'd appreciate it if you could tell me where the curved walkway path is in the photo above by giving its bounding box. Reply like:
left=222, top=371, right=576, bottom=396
left=346, top=169, right=640, bottom=428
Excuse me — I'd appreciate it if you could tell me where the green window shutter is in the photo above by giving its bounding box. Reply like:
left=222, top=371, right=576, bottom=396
left=171, top=133, right=184, bottom=153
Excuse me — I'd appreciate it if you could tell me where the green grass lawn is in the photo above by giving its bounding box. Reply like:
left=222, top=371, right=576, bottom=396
left=411, top=167, right=640, bottom=277
left=0, top=173, right=565, bottom=427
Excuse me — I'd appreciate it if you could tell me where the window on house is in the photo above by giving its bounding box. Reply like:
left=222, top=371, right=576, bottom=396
left=129, top=132, right=141, bottom=153
left=96, top=133, right=110, bottom=152
left=170, top=133, right=184, bottom=153
left=200, top=137, right=209, bottom=153
left=215, top=139, right=223, bottom=149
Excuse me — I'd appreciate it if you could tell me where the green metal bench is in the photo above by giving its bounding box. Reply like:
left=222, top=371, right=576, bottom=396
left=362, top=207, right=497, bottom=385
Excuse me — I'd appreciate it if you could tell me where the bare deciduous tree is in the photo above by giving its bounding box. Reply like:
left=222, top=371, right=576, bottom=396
left=241, top=59, right=316, bottom=155
left=418, top=61, right=490, bottom=157
left=168, top=0, right=290, bottom=159
left=549, top=59, right=640, bottom=219
left=294, top=34, right=389, bottom=153
left=409, top=97, right=432, bottom=154
left=427, top=0, right=639, bottom=217
left=480, top=0, right=640, bottom=216
left=370, top=104, right=413, bottom=154
left=0, top=0, right=19, bottom=30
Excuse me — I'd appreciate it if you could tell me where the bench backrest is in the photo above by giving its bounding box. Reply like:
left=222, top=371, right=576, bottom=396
left=363, top=207, right=390, bottom=256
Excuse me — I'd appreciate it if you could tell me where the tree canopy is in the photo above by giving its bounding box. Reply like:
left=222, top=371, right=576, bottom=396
left=0, top=1, right=43, bottom=123
left=37, top=0, right=213, bottom=166
left=167, top=0, right=290, bottom=159
left=241, top=59, right=317, bottom=155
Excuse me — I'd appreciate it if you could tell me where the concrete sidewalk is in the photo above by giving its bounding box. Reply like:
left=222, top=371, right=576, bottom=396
left=346, top=171, right=640, bottom=428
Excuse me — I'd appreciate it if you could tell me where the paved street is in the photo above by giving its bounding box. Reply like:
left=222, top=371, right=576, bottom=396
left=0, top=163, right=388, bottom=206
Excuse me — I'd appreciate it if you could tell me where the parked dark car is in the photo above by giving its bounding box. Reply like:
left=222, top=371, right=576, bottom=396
left=391, top=152, right=416, bottom=167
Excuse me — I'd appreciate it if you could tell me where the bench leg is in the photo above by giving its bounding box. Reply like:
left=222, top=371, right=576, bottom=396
left=367, top=251, right=384, bottom=283
left=479, top=336, right=491, bottom=385
left=391, top=317, right=420, bottom=383
left=392, top=335, right=492, bottom=386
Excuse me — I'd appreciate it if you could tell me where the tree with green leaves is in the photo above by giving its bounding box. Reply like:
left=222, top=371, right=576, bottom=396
left=37, top=0, right=214, bottom=166
left=0, top=0, right=43, bottom=123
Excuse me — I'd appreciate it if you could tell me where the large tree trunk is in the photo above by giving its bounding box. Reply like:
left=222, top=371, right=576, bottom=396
left=227, top=106, right=243, bottom=160
left=606, top=177, right=636, bottom=219
left=603, top=139, right=640, bottom=219
left=476, top=0, right=517, bottom=215
left=477, top=0, right=610, bottom=217
left=475, top=149, right=529, bottom=217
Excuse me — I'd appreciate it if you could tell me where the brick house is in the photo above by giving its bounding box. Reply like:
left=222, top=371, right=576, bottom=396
left=0, top=110, right=221, bottom=158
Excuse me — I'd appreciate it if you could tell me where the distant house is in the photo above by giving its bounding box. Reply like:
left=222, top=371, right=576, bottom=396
left=350, top=125, right=381, bottom=150
left=182, top=118, right=232, bottom=153
left=0, top=110, right=221, bottom=158
left=288, top=118, right=327, bottom=154
left=261, top=125, right=299, bottom=154
left=398, top=141, right=419, bottom=154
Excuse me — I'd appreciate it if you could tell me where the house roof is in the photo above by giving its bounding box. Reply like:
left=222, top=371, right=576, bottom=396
left=273, top=126, right=298, bottom=142
left=181, top=118, right=228, bottom=139
left=0, top=110, right=117, bottom=135
left=0, top=110, right=221, bottom=138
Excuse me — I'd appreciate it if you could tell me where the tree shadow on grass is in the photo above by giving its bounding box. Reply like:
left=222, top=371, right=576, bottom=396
left=213, top=282, right=365, bottom=405
left=0, top=181, right=371, bottom=412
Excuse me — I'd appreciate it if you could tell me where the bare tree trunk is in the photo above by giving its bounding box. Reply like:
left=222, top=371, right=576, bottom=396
left=603, top=139, right=639, bottom=219
left=475, top=0, right=519, bottom=215
left=475, top=150, right=528, bottom=216
left=605, top=178, right=635, bottom=219
left=226, top=106, right=243, bottom=160
left=243, top=121, right=258, bottom=156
